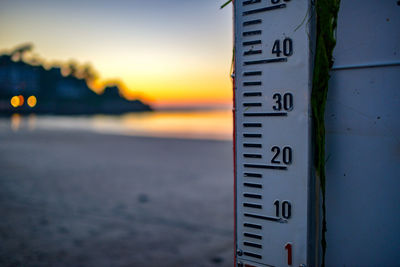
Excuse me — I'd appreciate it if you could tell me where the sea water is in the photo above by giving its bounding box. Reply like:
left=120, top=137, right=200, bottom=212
left=0, top=109, right=233, bottom=141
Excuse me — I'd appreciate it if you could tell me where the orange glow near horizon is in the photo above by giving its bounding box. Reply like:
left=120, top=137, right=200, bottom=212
left=121, top=73, right=232, bottom=107
left=91, top=43, right=234, bottom=108
left=45, top=46, right=234, bottom=108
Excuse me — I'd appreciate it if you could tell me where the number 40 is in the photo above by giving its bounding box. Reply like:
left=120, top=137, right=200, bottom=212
left=272, top=38, right=293, bottom=57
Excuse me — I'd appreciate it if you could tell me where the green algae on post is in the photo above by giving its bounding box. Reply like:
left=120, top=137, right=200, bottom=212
left=220, top=0, right=232, bottom=9
left=311, top=0, right=340, bottom=266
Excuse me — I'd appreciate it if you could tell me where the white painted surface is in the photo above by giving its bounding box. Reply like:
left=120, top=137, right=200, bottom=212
left=234, top=0, right=313, bottom=266
left=325, top=1, right=400, bottom=265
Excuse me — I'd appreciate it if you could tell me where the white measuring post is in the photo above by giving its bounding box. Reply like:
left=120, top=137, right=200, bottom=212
left=234, top=0, right=314, bottom=266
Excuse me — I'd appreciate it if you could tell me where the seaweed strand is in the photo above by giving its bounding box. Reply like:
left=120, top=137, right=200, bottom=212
left=311, top=0, right=340, bottom=266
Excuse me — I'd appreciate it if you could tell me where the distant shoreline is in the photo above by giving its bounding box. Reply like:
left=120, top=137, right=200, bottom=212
left=0, top=108, right=153, bottom=117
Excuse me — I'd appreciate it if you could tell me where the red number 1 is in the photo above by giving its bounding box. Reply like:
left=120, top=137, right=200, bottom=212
left=285, top=242, right=292, bottom=265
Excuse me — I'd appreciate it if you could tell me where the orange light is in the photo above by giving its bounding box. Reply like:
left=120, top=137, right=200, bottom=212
left=27, top=95, right=37, bottom=108
left=18, top=95, right=24, bottom=106
left=10, top=96, right=20, bottom=108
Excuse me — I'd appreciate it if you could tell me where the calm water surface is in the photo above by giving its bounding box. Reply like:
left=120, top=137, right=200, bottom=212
left=1, top=110, right=233, bottom=140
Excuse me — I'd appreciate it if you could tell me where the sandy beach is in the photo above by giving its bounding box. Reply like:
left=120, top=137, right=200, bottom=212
left=0, top=128, right=234, bottom=267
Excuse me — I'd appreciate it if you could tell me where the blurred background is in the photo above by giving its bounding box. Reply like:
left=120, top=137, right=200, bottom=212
left=0, top=0, right=234, bottom=266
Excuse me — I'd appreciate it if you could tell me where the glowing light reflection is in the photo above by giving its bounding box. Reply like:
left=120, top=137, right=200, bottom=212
left=11, top=113, right=21, bottom=131
left=92, top=110, right=233, bottom=140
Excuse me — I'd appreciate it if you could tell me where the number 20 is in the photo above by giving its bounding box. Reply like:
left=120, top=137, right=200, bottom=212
left=271, top=146, right=292, bottom=165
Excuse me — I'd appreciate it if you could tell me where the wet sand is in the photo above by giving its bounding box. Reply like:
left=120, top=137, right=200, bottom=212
left=0, top=129, right=234, bottom=267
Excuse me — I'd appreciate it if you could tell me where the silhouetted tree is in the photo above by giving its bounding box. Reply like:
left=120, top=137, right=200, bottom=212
left=67, top=60, right=79, bottom=77
left=81, top=63, right=98, bottom=82
left=10, top=43, right=33, bottom=61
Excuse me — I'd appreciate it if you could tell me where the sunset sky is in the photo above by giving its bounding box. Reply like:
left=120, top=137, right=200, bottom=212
left=0, top=0, right=233, bottom=108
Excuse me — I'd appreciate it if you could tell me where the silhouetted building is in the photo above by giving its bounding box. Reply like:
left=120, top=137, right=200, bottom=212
left=0, top=55, right=151, bottom=114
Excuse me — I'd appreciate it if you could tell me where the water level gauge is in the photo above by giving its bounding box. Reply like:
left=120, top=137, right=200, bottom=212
left=234, top=0, right=315, bottom=266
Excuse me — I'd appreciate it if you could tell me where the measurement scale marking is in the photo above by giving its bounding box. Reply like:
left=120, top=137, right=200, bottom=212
left=244, top=57, right=287, bottom=65
left=243, top=71, right=262, bottom=76
left=243, top=3, right=286, bottom=16
left=243, top=81, right=262, bottom=86
left=244, top=172, right=262, bottom=177
left=243, top=102, right=262, bottom=107
left=243, top=252, right=262, bottom=260
left=244, top=263, right=273, bottom=267
left=244, top=241, right=262, bottom=249
left=243, top=182, right=262, bottom=188
left=243, top=153, right=262, bottom=158
left=243, top=92, right=262, bottom=97
left=236, top=0, right=312, bottom=265
left=243, top=251, right=262, bottom=259
left=243, top=0, right=261, bottom=6
left=244, top=50, right=262, bottom=56
left=244, top=163, right=287, bottom=170
left=244, top=193, right=262, bottom=199
left=243, top=19, right=262, bottom=26
left=243, top=123, right=262, bottom=127
left=244, top=222, right=262, bottom=229
left=243, top=143, right=262, bottom=148
left=243, top=40, right=262, bottom=46
left=243, top=30, right=261, bottom=37
left=244, top=213, right=288, bottom=223
left=243, top=202, right=262, bottom=209
left=243, top=133, right=262, bottom=138
left=244, top=112, right=287, bottom=117
left=244, top=232, right=262, bottom=239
